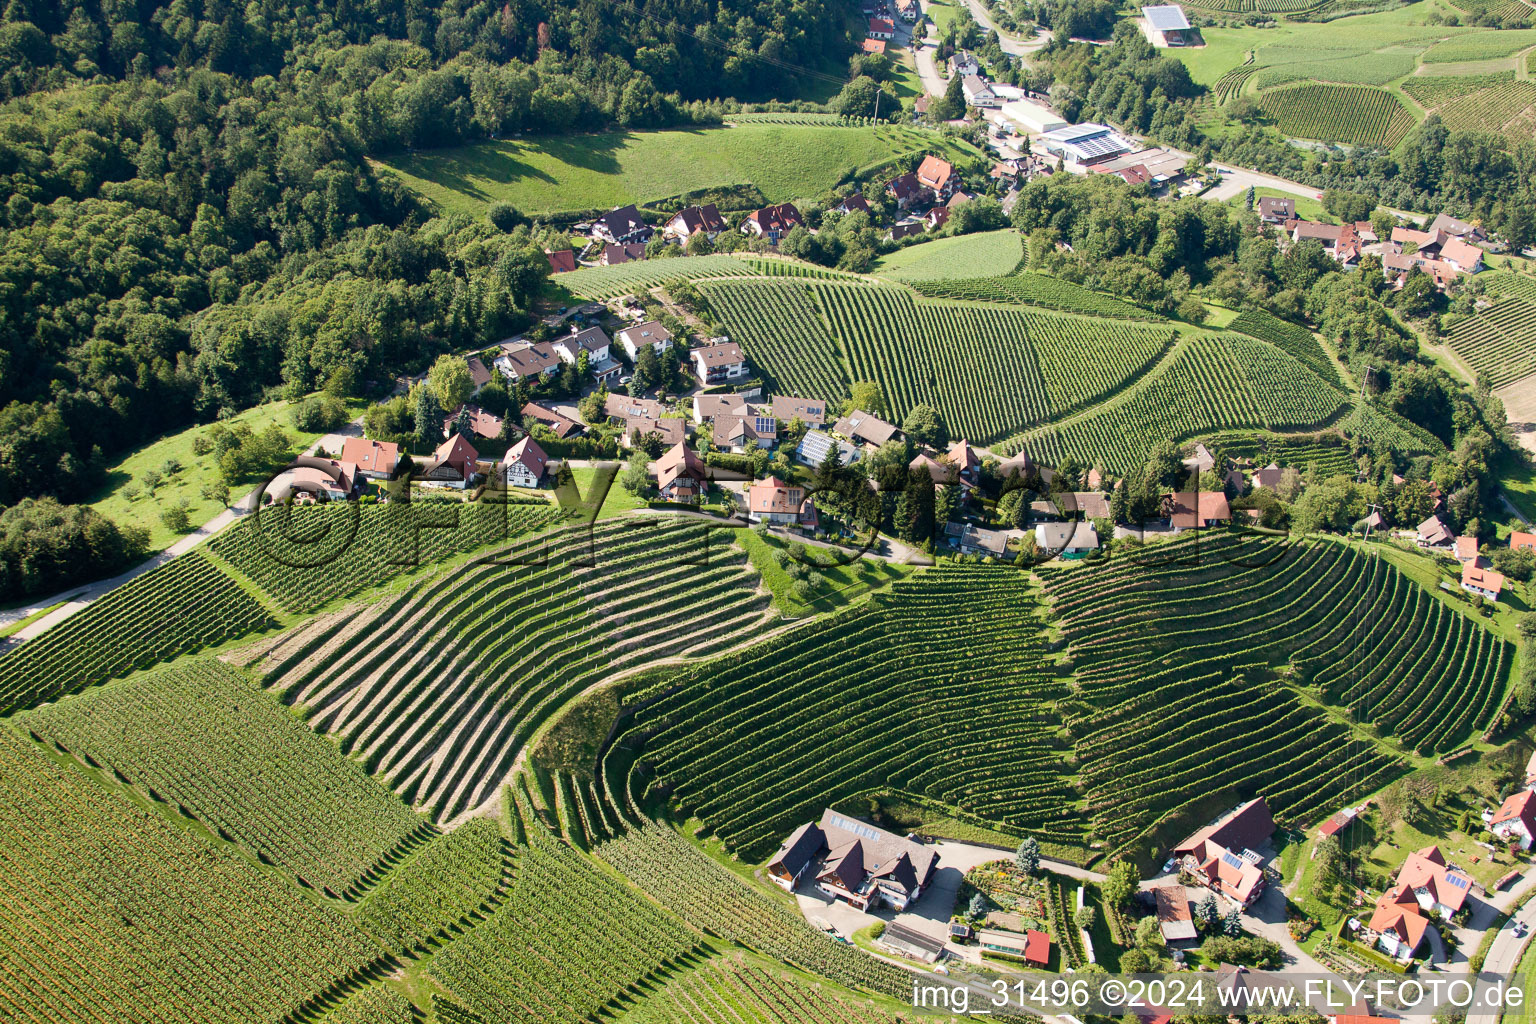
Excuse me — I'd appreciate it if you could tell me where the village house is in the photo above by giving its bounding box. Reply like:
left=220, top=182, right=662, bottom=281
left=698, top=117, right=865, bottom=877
left=664, top=204, right=728, bottom=243
left=419, top=434, right=479, bottom=489
left=887, top=219, right=925, bottom=241
left=340, top=437, right=399, bottom=480
left=861, top=37, right=886, bottom=54
left=925, top=206, right=951, bottom=231
left=653, top=442, right=708, bottom=502
left=1292, top=220, right=1342, bottom=254
left=796, top=429, right=859, bottom=468
left=617, top=320, right=673, bottom=361
left=1512, top=530, right=1536, bottom=552
left=522, top=400, right=583, bottom=439
left=747, top=477, right=817, bottom=526
left=886, top=172, right=926, bottom=210
left=605, top=394, right=666, bottom=423
left=545, top=249, right=576, bottom=274
left=1363, top=846, right=1473, bottom=959
left=978, top=928, right=1051, bottom=966
left=501, top=436, right=549, bottom=489
left=441, top=404, right=504, bottom=441
left=1165, top=490, right=1231, bottom=531
left=867, top=16, right=895, bottom=39
left=692, top=392, right=749, bottom=426
left=958, top=524, right=1008, bottom=558
left=1171, top=797, right=1274, bottom=908
left=690, top=341, right=748, bottom=384
left=767, top=809, right=937, bottom=912
left=466, top=356, right=492, bottom=394
left=1492, top=789, right=1536, bottom=849
left=1454, top=536, right=1479, bottom=563
left=1462, top=561, right=1505, bottom=602
left=896, top=0, right=919, bottom=21
left=622, top=416, right=686, bottom=450
left=1439, top=237, right=1484, bottom=274
left=599, top=242, right=646, bottom=265
left=1416, top=515, right=1455, bottom=550
left=947, top=439, right=981, bottom=485
left=916, top=155, right=959, bottom=201
left=553, top=326, right=623, bottom=383
left=591, top=205, right=653, bottom=246
left=1035, top=520, right=1100, bottom=560
left=740, top=203, right=804, bottom=243
left=772, top=395, right=827, bottom=427
left=949, top=51, right=981, bottom=78
left=834, top=410, right=900, bottom=449
left=962, top=75, right=999, bottom=108
left=1256, top=197, right=1295, bottom=224
left=495, top=342, right=561, bottom=383
left=713, top=412, right=778, bottom=452
left=910, top=452, right=955, bottom=485
left=273, top=455, right=358, bottom=502
left=1428, top=212, right=1488, bottom=246
left=834, top=193, right=872, bottom=217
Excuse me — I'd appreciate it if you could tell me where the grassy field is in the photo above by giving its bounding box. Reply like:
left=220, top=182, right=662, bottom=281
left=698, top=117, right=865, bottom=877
left=378, top=125, right=982, bottom=215
left=88, top=397, right=357, bottom=552
left=870, top=229, right=1026, bottom=280
left=738, top=528, right=908, bottom=617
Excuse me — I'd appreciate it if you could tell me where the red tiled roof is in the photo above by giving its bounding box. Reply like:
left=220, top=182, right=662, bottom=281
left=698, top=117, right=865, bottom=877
left=1514, top=530, right=1536, bottom=551
left=1492, top=789, right=1536, bottom=831
left=917, top=155, right=956, bottom=191
left=1024, top=929, right=1050, bottom=966
left=1462, top=561, right=1505, bottom=597
left=546, top=249, right=576, bottom=273
left=340, top=437, right=399, bottom=476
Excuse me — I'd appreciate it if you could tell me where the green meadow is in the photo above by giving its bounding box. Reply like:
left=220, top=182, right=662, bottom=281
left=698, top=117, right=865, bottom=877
left=378, top=124, right=983, bottom=216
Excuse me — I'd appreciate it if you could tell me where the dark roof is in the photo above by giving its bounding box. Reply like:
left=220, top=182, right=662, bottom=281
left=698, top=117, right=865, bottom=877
left=882, top=921, right=946, bottom=956
left=820, top=840, right=865, bottom=891
left=466, top=356, right=492, bottom=389
left=769, top=822, right=826, bottom=878
left=887, top=172, right=924, bottom=203
left=596, top=205, right=649, bottom=239
left=1174, top=798, right=1275, bottom=858
left=747, top=203, right=804, bottom=234
left=670, top=204, right=727, bottom=236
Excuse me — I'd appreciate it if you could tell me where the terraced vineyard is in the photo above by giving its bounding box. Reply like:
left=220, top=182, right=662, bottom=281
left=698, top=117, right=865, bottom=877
left=1199, top=431, right=1358, bottom=477
left=0, top=550, right=277, bottom=715
left=705, top=279, right=1176, bottom=444
left=425, top=789, right=700, bottom=1024
left=1257, top=85, right=1415, bottom=148
left=698, top=279, right=851, bottom=401
left=908, top=273, right=1165, bottom=320
left=1040, top=534, right=1509, bottom=860
left=1214, top=64, right=1259, bottom=104
left=357, top=817, right=511, bottom=955
left=319, top=987, right=417, bottom=1024
left=0, top=725, right=383, bottom=1023
left=1229, top=308, right=1341, bottom=386
left=1446, top=298, right=1536, bottom=388
left=624, top=565, right=1084, bottom=861
left=1006, top=334, right=1349, bottom=473
left=1402, top=71, right=1517, bottom=109
left=257, top=518, right=768, bottom=821
left=1343, top=401, right=1447, bottom=454
left=25, top=658, right=429, bottom=897
left=210, top=501, right=569, bottom=614
left=594, top=816, right=921, bottom=1001
left=1485, top=271, right=1536, bottom=303
left=612, top=953, right=913, bottom=1024
left=1432, top=81, right=1536, bottom=138
left=560, top=254, right=759, bottom=299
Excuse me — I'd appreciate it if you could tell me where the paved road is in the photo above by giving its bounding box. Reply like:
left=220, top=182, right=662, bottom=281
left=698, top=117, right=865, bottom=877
left=1466, top=885, right=1536, bottom=1024
left=948, top=0, right=1050, bottom=57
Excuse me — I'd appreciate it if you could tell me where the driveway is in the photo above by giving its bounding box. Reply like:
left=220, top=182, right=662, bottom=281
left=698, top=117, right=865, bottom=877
left=1466, top=885, right=1536, bottom=1024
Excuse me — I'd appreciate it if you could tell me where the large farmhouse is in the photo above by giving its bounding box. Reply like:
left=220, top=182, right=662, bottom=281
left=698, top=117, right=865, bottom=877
left=766, top=809, right=937, bottom=911
left=1171, top=797, right=1274, bottom=907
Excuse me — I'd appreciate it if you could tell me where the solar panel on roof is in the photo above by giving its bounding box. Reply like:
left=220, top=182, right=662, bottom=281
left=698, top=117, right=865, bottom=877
left=1448, top=875, right=1470, bottom=888
left=1221, top=851, right=1245, bottom=870
left=1143, top=5, right=1191, bottom=30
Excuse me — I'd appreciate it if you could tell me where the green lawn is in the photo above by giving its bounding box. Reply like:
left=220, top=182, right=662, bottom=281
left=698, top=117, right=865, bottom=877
left=1228, top=186, right=1329, bottom=222
left=378, top=125, right=983, bottom=216
left=567, top=465, right=651, bottom=519
left=738, top=527, right=909, bottom=617
left=871, top=229, right=1026, bottom=281
left=88, top=397, right=358, bottom=552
